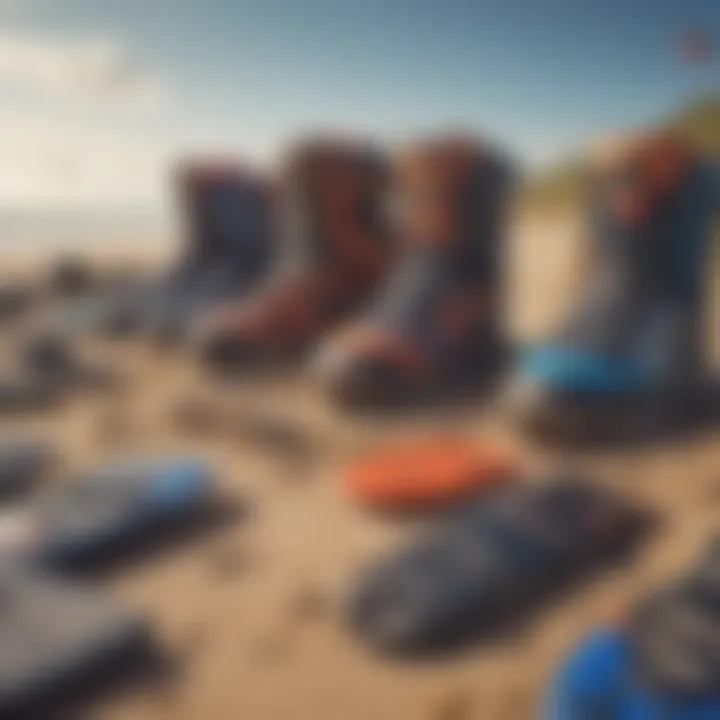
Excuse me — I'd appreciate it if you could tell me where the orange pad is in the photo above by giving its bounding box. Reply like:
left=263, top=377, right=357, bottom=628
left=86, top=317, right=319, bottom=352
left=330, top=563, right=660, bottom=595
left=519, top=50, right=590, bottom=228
left=346, top=436, right=516, bottom=510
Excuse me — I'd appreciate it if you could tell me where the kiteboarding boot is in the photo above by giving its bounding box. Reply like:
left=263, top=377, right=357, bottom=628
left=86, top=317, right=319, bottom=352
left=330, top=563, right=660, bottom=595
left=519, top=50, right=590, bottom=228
left=547, top=538, right=720, bottom=719
left=314, top=135, right=513, bottom=407
left=104, top=160, right=274, bottom=340
left=512, top=130, right=718, bottom=442
left=197, top=137, right=390, bottom=371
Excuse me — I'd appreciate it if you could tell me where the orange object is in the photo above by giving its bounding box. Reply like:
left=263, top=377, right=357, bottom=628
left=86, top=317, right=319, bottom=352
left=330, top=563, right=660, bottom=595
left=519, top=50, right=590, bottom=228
left=347, top=436, right=515, bottom=510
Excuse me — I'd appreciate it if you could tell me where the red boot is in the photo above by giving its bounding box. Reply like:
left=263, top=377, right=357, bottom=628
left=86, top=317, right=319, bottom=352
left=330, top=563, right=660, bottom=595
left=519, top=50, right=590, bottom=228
left=315, top=136, right=513, bottom=405
left=198, top=138, right=390, bottom=370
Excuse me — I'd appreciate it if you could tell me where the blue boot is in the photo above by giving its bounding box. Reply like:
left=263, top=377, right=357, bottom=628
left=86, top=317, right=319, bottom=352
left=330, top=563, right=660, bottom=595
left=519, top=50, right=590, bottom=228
left=547, top=540, right=720, bottom=719
left=515, top=133, right=719, bottom=441
left=86, top=162, right=274, bottom=340
left=0, top=457, right=214, bottom=567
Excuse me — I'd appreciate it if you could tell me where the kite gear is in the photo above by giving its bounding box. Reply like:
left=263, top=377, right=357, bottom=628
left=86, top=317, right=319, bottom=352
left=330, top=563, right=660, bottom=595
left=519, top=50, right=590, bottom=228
left=315, top=136, right=512, bottom=406
left=198, top=137, right=390, bottom=370
left=346, top=435, right=514, bottom=511
left=515, top=132, right=719, bottom=441
left=349, top=477, right=650, bottom=654
left=547, top=539, right=720, bottom=719
left=0, top=568, right=149, bottom=717
left=0, top=458, right=213, bottom=568
left=75, top=161, right=274, bottom=341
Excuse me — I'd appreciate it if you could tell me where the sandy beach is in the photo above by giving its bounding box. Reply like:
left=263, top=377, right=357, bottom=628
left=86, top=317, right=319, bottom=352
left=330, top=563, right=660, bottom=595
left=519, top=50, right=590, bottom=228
left=0, top=217, right=717, bottom=720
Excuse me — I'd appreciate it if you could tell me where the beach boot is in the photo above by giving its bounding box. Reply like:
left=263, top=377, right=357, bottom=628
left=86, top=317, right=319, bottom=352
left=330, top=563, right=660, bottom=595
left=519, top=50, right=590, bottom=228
left=349, top=475, right=651, bottom=654
left=101, top=161, right=273, bottom=339
left=198, top=137, right=389, bottom=371
left=547, top=539, right=720, bottom=719
left=314, top=136, right=513, bottom=406
left=0, top=568, right=150, bottom=717
left=0, top=457, right=215, bottom=569
left=513, top=131, right=719, bottom=442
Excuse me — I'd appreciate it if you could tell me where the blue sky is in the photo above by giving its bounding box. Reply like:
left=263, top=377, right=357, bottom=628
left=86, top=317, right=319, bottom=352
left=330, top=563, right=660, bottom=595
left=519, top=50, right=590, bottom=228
left=0, top=0, right=716, bottom=211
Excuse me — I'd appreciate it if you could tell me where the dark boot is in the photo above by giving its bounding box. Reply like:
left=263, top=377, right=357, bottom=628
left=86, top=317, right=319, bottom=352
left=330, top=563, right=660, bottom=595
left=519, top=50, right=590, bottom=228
left=514, top=131, right=719, bottom=442
left=315, top=136, right=513, bottom=406
left=197, top=137, right=390, bottom=370
left=104, top=161, right=274, bottom=339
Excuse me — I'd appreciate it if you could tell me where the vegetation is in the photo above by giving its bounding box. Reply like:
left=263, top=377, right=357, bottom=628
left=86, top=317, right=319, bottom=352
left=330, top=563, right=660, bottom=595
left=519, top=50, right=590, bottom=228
left=520, top=92, right=720, bottom=215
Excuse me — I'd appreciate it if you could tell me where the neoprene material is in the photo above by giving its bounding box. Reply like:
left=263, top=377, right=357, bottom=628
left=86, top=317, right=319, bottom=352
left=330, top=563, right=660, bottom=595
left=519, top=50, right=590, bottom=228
left=547, top=630, right=720, bottom=720
left=0, top=458, right=213, bottom=567
left=197, top=138, right=390, bottom=370
left=315, top=136, right=513, bottom=405
left=0, top=568, right=149, bottom=717
left=77, top=162, right=274, bottom=340
left=548, top=541, right=720, bottom=719
left=516, top=136, right=719, bottom=438
left=349, top=477, right=650, bottom=653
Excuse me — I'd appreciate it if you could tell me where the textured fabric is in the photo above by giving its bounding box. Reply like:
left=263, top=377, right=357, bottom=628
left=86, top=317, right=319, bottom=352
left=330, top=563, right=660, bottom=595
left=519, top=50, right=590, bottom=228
left=523, top=147, right=716, bottom=397
left=350, top=479, right=646, bottom=652
left=548, top=629, right=720, bottom=720
left=317, top=137, right=511, bottom=395
left=0, top=459, right=213, bottom=567
left=629, top=541, right=720, bottom=696
left=198, top=140, right=389, bottom=360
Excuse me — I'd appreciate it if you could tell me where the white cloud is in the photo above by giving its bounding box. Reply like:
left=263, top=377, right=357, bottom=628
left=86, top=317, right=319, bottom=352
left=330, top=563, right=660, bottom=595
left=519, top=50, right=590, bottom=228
left=0, top=109, right=176, bottom=209
left=0, top=31, right=177, bottom=211
left=0, top=33, right=167, bottom=105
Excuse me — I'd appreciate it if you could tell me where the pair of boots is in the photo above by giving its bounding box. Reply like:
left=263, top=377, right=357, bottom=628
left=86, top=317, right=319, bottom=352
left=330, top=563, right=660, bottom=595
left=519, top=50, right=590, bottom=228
left=199, top=135, right=512, bottom=406
left=197, top=131, right=716, bottom=438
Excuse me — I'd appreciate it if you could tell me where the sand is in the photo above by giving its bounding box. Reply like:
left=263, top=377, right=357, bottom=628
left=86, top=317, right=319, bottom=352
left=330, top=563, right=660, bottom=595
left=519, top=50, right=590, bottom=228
left=0, top=219, right=717, bottom=720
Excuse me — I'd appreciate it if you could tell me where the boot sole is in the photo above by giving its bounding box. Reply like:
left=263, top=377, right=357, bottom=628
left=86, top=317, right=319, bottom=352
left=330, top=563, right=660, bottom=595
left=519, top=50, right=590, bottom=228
left=518, top=380, right=717, bottom=446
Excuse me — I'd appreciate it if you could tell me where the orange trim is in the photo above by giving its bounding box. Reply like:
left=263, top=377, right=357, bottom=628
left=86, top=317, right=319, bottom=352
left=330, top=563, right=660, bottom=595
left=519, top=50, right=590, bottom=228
left=346, top=436, right=515, bottom=509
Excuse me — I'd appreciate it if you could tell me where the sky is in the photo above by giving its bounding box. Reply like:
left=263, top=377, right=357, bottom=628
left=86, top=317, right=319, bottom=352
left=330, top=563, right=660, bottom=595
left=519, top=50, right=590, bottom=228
left=0, top=0, right=717, bottom=216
